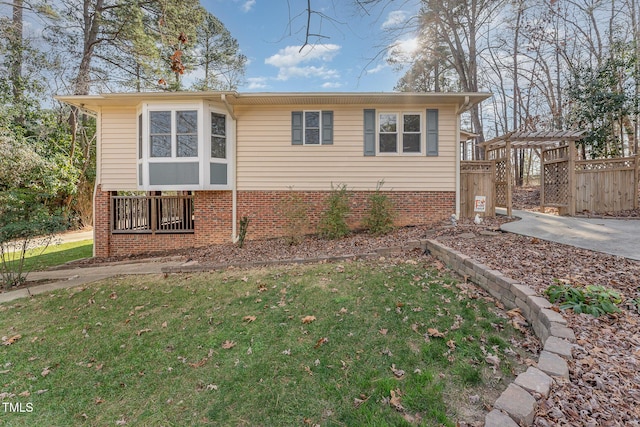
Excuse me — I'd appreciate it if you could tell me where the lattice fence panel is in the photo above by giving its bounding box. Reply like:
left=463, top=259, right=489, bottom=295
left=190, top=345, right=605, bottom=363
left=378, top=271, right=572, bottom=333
left=495, top=159, right=507, bottom=206
left=544, top=161, right=570, bottom=206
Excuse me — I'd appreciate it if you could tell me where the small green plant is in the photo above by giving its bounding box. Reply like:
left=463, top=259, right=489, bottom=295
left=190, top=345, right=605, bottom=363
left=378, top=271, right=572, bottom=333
left=237, top=216, right=250, bottom=248
left=318, top=183, right=351, bottom=239
left=276, top=188, right=309, bottom=245
left=545, top=281, right=622, bottom=317
left=362, top=180, right=396, bottom=235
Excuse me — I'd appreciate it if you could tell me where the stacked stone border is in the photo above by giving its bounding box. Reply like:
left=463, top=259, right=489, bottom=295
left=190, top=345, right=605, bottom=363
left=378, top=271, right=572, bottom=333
left=162, top=238, right=577, bottom=426
left=425, top=239, right=576, bottom=427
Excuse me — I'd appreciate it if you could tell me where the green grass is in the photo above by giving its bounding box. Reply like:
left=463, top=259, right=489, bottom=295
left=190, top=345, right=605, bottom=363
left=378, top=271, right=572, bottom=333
left=0, top=259, right=528, bottom=426
left=2, top=239, right=93, bottom=272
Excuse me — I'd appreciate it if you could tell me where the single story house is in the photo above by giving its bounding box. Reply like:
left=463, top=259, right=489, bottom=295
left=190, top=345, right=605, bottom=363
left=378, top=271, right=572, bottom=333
left=57, top=91, right=490, bottom=258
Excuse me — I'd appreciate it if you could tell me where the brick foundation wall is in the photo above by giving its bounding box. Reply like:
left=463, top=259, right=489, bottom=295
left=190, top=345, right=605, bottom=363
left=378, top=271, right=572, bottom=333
left=237, top=190, right=455, bottom=240
left=93, top=186, right=455, bottom=258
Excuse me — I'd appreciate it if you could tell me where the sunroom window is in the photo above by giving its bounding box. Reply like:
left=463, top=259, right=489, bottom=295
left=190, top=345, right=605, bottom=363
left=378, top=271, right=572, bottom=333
left=149, top=110, right=198, bottom=158
left=138, top=102, right=234, bottom=191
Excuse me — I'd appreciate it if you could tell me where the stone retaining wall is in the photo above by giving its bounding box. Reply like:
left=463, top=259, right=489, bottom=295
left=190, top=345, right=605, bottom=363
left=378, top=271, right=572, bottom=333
left=425, top=239, right=577, bottom=427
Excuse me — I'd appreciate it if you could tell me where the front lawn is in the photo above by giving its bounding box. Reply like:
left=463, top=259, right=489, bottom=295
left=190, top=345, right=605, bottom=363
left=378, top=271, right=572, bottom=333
left=2, top=239, right=93, bottom=272
left=0, top=259, right=530, bottom=426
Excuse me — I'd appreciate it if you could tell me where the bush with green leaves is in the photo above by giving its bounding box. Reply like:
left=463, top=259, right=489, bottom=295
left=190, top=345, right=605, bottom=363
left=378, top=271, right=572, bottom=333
left=276, top=189, right=309, bottom=245
left=318, top=183, right=351, bottom=239
left=545, top=281, right=622, bottom=317
left=0, top=135, right=68, bottom=289
left=362, top=180, right=396, bottom=235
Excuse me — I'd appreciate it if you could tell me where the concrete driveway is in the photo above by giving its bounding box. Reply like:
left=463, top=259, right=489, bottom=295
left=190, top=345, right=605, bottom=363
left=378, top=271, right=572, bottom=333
left=500, top=210, right=640, bottom=261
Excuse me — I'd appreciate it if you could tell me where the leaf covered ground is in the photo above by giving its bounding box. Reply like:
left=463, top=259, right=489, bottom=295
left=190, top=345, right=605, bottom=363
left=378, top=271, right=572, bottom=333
left=435, top=219, right=640, bottom=426
left=0, top=259, right=535, bottom=426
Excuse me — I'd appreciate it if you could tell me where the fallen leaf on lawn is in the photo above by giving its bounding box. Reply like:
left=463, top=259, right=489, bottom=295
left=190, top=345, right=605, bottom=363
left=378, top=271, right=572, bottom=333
left=221, top=340, right=236, bottom=349
left=411, top=323, right=420, bottom=333
left=94, top=397, right=105, bottom=404
left=41, top=367, right=51, bottom=377
left=18, top=390, right=30, bottom=397
left=2, top=334, right=22, bottom=345
left=189, top=358, right=208, bottom=368
left=389, top=389, right=404, bottom=411
left=446, top=339, right=456, bottom=350
left=241, top=276, right=248, bottom=282
left=390, top=364, right=405, bottom=379
left=379, top=328, right=388, bottom=335
left=115, top=418, right=127, bottom=425
left=314, top=337, right=329, bottom=349
left=36, top=389, right=48, bottom=395
left=109, top=292, right=118, bottom=300
left=301, top=315, right=316, bottom=324
left=282, top=349, right=291, bottom=355
left=136, top=329, right=152, bottom=336
left=206, top=384, right=218, bottom=391
left=353, top=394, right=369, bottom=408
left=161, top=321, right=167, bottom=328
left=485, top=353, right=500, bottom=366
left=304, top=366, right=313, bottom=376
left=427, top=328, right=445, bottom=338
left=338, top=307, right=348, bottom=314
left=0, top=370, right=10, bottom=374
left=134, top=306, right=144, bottom=311
left=242, top=315, right=257, bottom=323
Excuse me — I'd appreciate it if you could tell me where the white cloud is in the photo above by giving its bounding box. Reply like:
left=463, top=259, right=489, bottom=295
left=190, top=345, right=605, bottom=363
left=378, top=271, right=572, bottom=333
left=246, top=77, right=269, bottom=90
left=241, top=0, right=255, bottom=12
left=322, top=82, right=343, bottom=89
left=366, top=63, right=387, bottom=74
left=382, top=11, right=409, bottom=29
left=265, top=44, right=341, bottom=81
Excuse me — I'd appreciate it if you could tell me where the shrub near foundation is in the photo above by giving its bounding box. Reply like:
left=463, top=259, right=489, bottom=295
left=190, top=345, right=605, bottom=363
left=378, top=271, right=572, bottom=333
left=362, top=180, right=396, bottom=236
left=318, top=183, right=350, bottom=239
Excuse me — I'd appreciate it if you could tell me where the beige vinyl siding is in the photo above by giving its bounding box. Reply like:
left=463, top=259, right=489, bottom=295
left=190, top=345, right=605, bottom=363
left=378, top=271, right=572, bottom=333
left=235, top=104, right=457, bottom=191
left=100, top=107, right=138, bottom=191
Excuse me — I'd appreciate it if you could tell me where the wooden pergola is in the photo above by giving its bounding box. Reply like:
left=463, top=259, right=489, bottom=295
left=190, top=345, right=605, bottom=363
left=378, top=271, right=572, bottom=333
left=478, top=130, right=586, bottom=217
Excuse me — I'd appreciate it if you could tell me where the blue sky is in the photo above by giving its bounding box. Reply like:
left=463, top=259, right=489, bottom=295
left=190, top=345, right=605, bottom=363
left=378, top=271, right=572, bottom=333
left=202, top=0, right=421, bottom=92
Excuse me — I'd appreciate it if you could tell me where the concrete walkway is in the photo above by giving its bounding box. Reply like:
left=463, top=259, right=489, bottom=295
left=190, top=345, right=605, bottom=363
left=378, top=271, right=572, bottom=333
left=0, top=259, right=185, bottom=304
left=500, top=209, right=640, bottom=261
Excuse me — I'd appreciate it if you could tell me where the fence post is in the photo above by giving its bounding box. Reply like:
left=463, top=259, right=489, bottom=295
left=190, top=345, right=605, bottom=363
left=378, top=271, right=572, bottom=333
left=568, top=142, right=576, bottom=216
left=635, top=155, right=639, bottom=210
left=150, top=195, right=157, bottom=234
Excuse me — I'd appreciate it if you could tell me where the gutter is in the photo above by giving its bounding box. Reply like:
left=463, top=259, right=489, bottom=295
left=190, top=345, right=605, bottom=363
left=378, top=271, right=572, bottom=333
left=221, top=94, right=239, bottom=242
left=455, top=96, right=472, bottom=217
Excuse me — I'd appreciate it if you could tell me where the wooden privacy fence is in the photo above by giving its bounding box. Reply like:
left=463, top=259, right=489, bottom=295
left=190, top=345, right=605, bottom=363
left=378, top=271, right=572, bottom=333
left=460, top=161, right=495, bottom=218
left=112, top=194, right=195, bottom=233
left=574, top=157, right=639, bottom=213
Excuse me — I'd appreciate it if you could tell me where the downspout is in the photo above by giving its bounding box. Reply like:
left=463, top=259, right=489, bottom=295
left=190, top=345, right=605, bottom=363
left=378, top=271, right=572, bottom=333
left=455, top=96, right=471, bottom=217
left=92, top=106, right=102, bottom=257
left=221, top=94, right=239, bottom=242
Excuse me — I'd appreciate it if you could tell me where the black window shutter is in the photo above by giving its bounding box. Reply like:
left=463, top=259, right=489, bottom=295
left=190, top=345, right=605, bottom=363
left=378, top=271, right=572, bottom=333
left=363, top=109, right=376, bottom=156
left=292, top=111, right=303, bottom=145
left=426, top=109, right=439, bottom=156
left=322, top=111, right=333, bottom=145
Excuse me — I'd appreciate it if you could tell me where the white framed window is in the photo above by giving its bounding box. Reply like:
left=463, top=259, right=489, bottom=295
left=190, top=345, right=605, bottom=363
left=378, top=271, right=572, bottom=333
left=402, top=113, right=422, bottom=153
left=377, top=112, right=422, bottom=155
left=137, top=101, right=234, bottom=191
left=149, top=109, right=198, bottom=158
